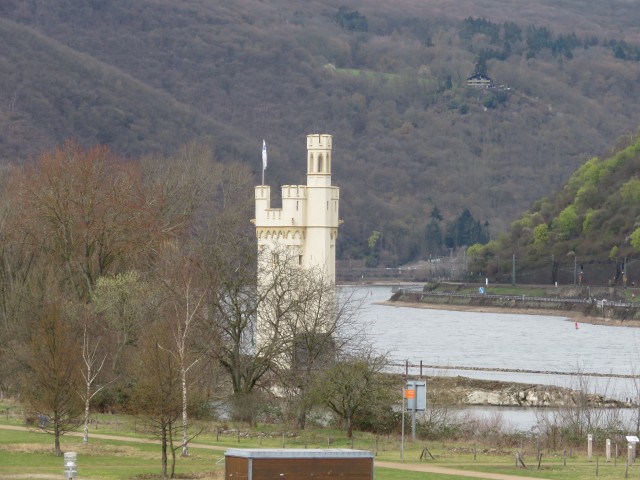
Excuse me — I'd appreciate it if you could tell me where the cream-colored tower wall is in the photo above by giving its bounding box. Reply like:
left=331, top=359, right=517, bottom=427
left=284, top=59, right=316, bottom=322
left=252, top=134, right=340, bottom=352
left=253, top=134, right=339, bottom=281
left=304, top=134, right=339, bottom=279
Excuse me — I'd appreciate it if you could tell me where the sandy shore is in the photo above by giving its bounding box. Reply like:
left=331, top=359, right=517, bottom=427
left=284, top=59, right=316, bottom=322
left=377, top=300, right=640, bottom=328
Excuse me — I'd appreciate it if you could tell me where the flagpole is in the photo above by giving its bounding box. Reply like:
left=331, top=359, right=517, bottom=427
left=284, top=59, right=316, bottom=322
left=261, top=140, right=267, bottom=186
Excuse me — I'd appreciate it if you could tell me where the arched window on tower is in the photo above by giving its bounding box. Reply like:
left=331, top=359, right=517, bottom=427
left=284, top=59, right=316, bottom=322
left=308, top=154, right=314, bottom=173
left=318, top=154, right=323, bottom=173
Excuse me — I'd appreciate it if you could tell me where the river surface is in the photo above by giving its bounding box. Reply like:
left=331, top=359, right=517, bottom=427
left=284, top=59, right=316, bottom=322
left=351, top=285, right=640, bottom=401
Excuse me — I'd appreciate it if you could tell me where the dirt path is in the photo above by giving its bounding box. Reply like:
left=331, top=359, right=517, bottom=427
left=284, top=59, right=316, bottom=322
left=0, top=424, right=550, bottom=480
left=376, top=460, right=551, bottom=479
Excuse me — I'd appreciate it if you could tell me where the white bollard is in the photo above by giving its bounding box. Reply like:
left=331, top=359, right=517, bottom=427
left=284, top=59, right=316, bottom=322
left=587, top=434, right=593, bottom=462
left=606, top=438, right=611, bottom=463
left=64, top=452, right=77, bottom=479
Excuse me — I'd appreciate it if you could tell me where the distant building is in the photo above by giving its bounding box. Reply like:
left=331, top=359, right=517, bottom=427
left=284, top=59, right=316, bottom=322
left=467, top=73, right=494, bottom=89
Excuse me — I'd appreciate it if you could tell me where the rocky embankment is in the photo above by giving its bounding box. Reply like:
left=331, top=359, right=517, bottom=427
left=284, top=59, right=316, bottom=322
left=389, top=286, right=640, bottom=324
left=430, top=376, right=631, bottom=408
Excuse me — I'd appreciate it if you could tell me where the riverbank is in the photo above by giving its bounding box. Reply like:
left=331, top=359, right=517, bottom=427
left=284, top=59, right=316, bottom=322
left=379, top=299, right=640, bottom=328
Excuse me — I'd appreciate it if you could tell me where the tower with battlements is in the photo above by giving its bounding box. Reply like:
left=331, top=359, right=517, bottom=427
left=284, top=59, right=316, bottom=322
left=253, top=134, right=340, bottom=279
left=252, top=134, right=340, bottom=349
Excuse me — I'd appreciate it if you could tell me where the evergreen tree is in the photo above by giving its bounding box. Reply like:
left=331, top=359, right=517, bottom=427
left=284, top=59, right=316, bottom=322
left=424, top=218, right=443, bottom=256
left=444, top=209, right=490, bottom=249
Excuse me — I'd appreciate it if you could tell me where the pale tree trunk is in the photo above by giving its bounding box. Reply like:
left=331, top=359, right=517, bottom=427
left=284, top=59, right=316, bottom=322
left=83, top=380, right=91, bottom=444
left=174, top=282, right=205, bottom=457
left=181, top=366, right=188, bottom=456
left=80, top=325, right=110, bottom=444
left=156, top=252, right=208, bottom=458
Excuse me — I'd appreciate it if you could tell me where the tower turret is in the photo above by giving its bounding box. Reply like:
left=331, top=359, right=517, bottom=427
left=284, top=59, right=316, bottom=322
left=307, top=134, right=332, bottom=176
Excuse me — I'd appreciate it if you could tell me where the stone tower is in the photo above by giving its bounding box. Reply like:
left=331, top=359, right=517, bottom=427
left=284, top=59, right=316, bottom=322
left=252, top=134, right=340, bottom=349
left=253, top=134, right=340, bottom=280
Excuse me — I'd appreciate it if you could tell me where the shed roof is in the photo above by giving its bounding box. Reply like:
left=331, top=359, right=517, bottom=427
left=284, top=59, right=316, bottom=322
left=224, top=448, right=374, bottom=459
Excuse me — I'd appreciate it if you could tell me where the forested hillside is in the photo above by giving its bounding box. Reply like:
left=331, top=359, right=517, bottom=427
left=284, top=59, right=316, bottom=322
left=469, top=133, right=640, bottom=285
left=2, top=0, right=640, bottom=265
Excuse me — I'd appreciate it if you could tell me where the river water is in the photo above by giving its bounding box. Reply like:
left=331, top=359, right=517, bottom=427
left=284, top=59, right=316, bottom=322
left=351, top=285, right=640, bottom=405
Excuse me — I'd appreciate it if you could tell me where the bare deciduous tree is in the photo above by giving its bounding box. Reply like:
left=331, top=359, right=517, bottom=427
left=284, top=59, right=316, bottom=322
left=20, top=301, right=84, bottom=456
left=273, top=273, right=367, bottom=429
left=78, top=312, right=115, bottom=444
left=314, top=350, right=391, bottom=438
left=535, top=368, right=624, bottom=447
left=6, top=141, right=166, bottom=300
left=203, top=235, right=269, bottom=424
left=131, top=322, right=183, bottom=479
left=154, top=243, right=209, bottom=456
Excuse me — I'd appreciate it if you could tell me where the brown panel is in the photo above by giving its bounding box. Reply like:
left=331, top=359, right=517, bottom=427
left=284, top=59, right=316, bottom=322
left=252, top=457, right=373, bottom=479
left=225, top=455, right=249, bottom=480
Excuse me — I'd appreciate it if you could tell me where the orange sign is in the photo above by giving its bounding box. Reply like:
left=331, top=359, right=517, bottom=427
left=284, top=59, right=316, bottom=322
left=404, top=389, right=416, bottom=399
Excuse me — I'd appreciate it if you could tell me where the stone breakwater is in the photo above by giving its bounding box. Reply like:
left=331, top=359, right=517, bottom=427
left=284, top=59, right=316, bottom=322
left=430, top=376, right=632, bottom=408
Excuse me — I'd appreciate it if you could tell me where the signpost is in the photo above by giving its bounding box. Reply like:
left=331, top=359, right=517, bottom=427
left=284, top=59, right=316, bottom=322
left=401, top=379, right=427, bottom=460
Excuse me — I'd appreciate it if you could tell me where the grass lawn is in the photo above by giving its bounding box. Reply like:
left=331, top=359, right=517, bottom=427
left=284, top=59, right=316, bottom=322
left=1, top=403, right=638, bottom=480
left=2, top=424, right=639, bottom=479
left=0, top=427, right=223, bottom=479
left=439, top=284, right=548, bottom=297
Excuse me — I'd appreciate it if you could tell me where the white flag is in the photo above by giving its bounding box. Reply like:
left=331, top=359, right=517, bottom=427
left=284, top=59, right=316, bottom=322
left=262, top=140, right=267, bottom=170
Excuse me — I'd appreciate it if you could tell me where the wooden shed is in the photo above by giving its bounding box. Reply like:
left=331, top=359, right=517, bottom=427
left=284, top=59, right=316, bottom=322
left=224, top=448, right=374, bottom=479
